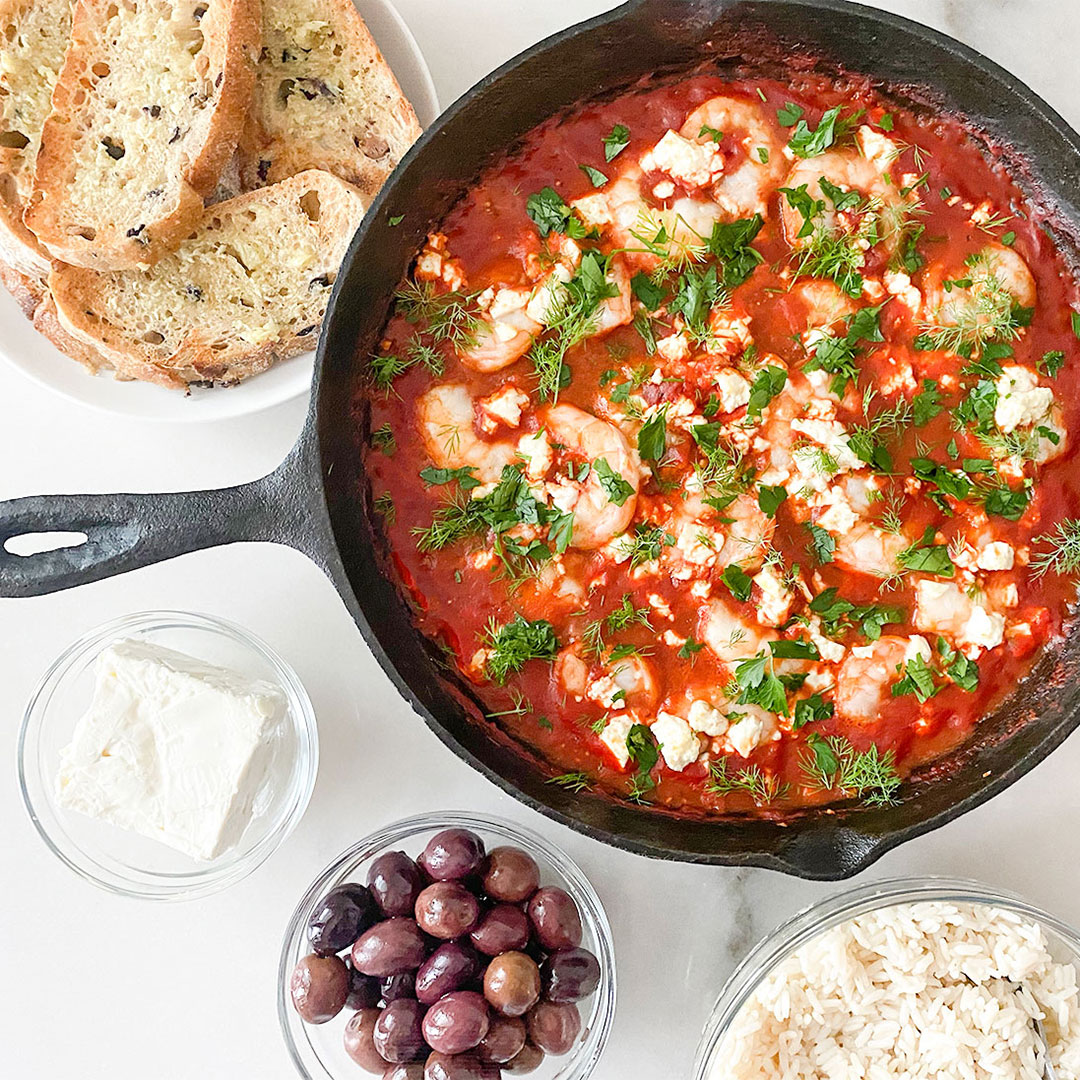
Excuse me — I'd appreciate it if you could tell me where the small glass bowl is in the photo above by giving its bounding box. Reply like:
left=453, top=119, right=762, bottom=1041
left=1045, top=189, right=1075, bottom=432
left=279, top=811, right=617, bottom=1080
left=694, top=876, right=1080, bottom=1079
left=18, top=609, right=318, bottom=901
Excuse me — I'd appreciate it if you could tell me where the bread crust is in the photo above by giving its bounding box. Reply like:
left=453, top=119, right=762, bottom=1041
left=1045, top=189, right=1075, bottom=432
left=0, top=0, right=73, bottom=280
left=48, top=169, right=366, bottom=389
left=24, top=0, right=261, bottom=271
left=0, top=259, right=46, bottom=319
left=238, top=0, right=421, bottom=200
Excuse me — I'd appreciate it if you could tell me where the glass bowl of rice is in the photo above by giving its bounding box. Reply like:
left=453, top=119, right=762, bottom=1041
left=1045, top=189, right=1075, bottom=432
left=694, top=877, right=1080, bottom=1080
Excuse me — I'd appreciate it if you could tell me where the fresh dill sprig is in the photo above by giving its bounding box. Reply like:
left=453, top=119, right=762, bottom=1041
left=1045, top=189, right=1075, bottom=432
left=482, top=615, right=559, bottom=684
left=799, top=734, right=902, bottom=805
left=394, top=280, right=482, bottom=348
left=706, top=759, right=788, bottom=803
left=373, top=492, right=396, bottom=525
left=412, top=492, right=481, bottom=552
left=488, top=688, right=532, bottom=718
left=546, top=771, right=593, bottom=793
left=528, top=250, right=618, bottom=401
left=582, top=594, right=653, bottom=658
left=1031, top=518, right=1080, bottom=578
left=916, top=253, right=1026, bottom=354
left=371, top=423, right=396, bottom=454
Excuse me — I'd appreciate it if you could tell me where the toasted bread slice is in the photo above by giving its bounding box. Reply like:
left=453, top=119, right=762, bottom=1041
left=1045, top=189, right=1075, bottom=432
left=238, top=0, right=420, bottom=198
left=0, top=0, right=72, bottom=281
left=48, top=170, right=366, bottom=388
left=24, top=0, right=261, bottom=271
left=0, top=259, right=113, bottom=372
left=0, top=259, right=46, bottom=318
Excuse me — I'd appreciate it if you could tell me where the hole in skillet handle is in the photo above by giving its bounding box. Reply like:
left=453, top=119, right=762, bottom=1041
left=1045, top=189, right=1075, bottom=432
left=4, top=531, right=89, bottom=557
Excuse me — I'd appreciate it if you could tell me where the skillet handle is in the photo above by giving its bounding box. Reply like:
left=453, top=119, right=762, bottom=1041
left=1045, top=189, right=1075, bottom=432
left=0, top=444, right=320, bottom=599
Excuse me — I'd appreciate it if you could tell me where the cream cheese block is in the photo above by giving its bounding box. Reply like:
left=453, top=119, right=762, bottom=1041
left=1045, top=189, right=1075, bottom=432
left=56, top=639, right=284, bottom=861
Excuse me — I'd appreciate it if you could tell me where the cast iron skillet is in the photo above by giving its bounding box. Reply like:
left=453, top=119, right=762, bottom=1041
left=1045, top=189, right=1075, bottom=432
left=3, top=0, right=1080, bottom=880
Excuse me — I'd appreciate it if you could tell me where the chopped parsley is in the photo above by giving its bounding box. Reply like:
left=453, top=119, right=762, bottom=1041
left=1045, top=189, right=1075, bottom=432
left=419, top=465, right=481, bottom=490
left=757, top=484, right=788, bottom=517
left=579, top=164, right=608, bottom=188
left=776, top=101, right=804, bottom=126
left=594, top=457, right=635, bottom=505
left=792, top=693, right=834, bottom=730
left=625, top=723, right=658, bottom=801
left=912, top=379, right=944, bottom=426
left=602, top=123, right=630, bottom=162
left=897, top=527, right=955, bottom=577
left=731, top=650, right=789, bottom=716
left=678, top=637, right=705, bottom=660
left=630, top=271, right=666, bottom=310
left=721, top=563, right=754, bottom=602
left=1039, top=350, right=1066, bottom=378
left=746, top=365, right=788, bottom=418
left=787, top=105, right=841, bottom=157
left=805, top=522, right=836, bottom=564
left=525, top=186, right=594, bottom=240
left=483, top=615, right=559, bottom=683
left=637, top=409, right=668, bottom=462
left=893, top=652, right=938, bottom=702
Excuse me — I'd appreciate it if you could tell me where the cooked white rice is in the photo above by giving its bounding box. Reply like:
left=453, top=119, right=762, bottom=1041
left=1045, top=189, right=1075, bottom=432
left=710, top=901, right=1080, bottom=1080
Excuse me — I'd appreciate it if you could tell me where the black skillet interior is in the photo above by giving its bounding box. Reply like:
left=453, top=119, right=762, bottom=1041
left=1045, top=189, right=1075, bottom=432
left=314, top=0, right=1080, bottom=879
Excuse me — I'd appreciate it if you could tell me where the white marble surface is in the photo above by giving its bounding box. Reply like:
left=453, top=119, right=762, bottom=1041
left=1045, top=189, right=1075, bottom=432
left=3, top=2, right=1080, bottom=1078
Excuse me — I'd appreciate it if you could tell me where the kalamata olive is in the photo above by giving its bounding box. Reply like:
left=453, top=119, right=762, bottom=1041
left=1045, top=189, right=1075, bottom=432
left=416, top=942, right=481, bottom=1005
left=369, top=851, right=426, bottom=917
left=482, top=847, right=540, bottom=903
left=374, top=999, right=428, bottom=1063
left=470, top=905, right=530, bottom=956
left=540, top=947, right=600, bottom=1003
left=477, top=1016, right=527, bottom=1064
left=290, top=953, right=349, bottom=1023
left=344, top=1008, right=389, bottom=1073
left=382, top=971, right=417, bottom=1002
left=424, top=1052, right=495, bottom=1080
left=527, top=888, right=582, bottom=950
left=423, top=990, right=491, bottom=1055
left=382, top=1065, right=425, bottom=1080
left=483, top=952, right=540, bottom=1017
left=308, top=883, right=381, bottom=956
left=353, top=918, right=428, bottom=976
left=419, top=829, right=486, bottom=881
left=347, top=961, right=382, bottom=1009
left=526, top=1001, right=580, bottom=1056
left=504, top=1043, right=544, bottom=1074
left=416, top=882, right=481, bottom=940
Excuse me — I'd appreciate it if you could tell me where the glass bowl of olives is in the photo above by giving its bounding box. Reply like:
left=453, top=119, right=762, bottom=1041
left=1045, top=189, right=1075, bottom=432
left=278, top=812, right=616, bottom=1080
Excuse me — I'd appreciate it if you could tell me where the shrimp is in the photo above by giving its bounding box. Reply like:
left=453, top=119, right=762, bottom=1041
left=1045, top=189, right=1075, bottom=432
left=571, top=170, right=723, bottom=270
left=416, top=384, right=518, bottom=483
left=779, top=150, right=913, bottom=255
left=792, top=280, right=858, bottom=333
left=541, top=404, right=642, bottom=549
left=833, top=522, right=910, bottom=578
left=591, top=256, right=633, bottom=333
left=458, top=287, right=542, bottom=373
left=921, top=243, right=1037, bottom=334
left=555, top=647, right=589, bottom=698
left=588, top=654, right=659, bottom=711
left=699, top=597, right=774, bottom=662
left=713, top=494, right=775, bottom=571
left=835, top=635, right=922, bottom=723
left=679, top=96, right=785, bottom=217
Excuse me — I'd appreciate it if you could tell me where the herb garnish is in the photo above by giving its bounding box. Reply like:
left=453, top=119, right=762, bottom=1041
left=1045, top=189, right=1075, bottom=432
left=483, top=615, right=559, bottom=683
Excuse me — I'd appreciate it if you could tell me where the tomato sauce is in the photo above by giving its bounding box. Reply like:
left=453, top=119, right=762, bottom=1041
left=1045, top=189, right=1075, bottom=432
left=361, top=73, right=1080, bottom=815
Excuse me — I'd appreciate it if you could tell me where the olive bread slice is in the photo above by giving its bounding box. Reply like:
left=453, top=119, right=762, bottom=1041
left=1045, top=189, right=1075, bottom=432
left=0, top=0, right=72, bottom=281
left=24, top=0, right=261, bottom=270
left=238, top=0, right=420, bottom=198
left=47, top=169, right=366, bottom=388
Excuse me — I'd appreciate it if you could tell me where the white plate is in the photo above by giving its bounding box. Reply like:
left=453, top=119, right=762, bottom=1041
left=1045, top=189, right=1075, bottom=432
left=0, top=0, right=439, bottom=423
